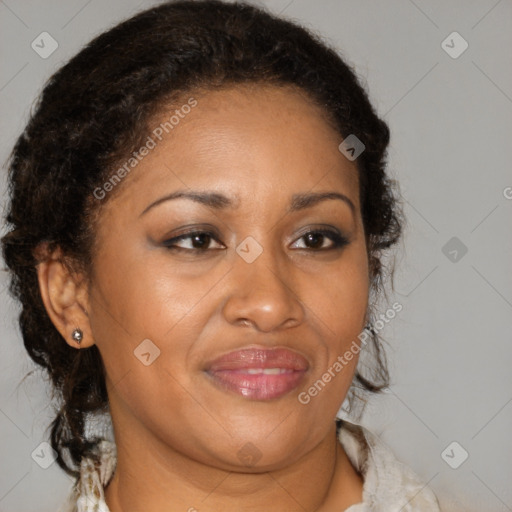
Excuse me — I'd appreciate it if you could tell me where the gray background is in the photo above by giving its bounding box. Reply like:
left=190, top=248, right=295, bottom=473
left=1, top=1, right=511, bottom=511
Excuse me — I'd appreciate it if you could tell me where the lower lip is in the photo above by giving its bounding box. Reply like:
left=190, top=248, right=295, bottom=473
left=207, top=369, right=307, bottom=400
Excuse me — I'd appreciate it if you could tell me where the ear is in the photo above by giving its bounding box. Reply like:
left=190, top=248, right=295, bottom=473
left=35, top=244, right=94, bottom=349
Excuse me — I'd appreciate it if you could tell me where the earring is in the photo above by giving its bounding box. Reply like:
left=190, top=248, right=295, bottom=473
left=71, top=328, right=83, bottom=346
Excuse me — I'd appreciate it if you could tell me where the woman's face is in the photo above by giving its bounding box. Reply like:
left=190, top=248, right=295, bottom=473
left=88, top=83, right=369, bottom=470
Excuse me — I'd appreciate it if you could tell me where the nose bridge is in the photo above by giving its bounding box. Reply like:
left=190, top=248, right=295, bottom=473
left=221, top=236, right=304, bottom=331
left=238, top=239, right=286, bottom=293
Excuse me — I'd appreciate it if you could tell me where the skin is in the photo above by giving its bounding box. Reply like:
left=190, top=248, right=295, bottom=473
left=37, top=83, right=370, bottom=511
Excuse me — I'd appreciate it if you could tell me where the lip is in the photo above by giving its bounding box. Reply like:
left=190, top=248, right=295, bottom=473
left=205, top=347, right=309, bottom=400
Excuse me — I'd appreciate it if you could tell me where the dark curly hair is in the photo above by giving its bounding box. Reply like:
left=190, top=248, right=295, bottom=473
left=1, top=0, right=402, bottom=480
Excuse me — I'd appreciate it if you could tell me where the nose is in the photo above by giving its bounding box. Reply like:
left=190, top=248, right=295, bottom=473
left=221, top=247, right=305, bottom=332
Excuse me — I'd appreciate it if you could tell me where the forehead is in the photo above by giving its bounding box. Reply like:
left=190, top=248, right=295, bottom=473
left=100, top=83, right=360, bottom=215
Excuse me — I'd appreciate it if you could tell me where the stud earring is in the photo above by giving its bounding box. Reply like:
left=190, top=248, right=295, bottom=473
left=71, top=328, right=83, bottom=347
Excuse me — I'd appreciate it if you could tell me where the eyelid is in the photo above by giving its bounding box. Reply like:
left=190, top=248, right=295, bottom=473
left=292, top=224, right=343, bottom=239
left=290, top=227, right=349, bottom=250
left=162, top=228, right=225, bottom=250
left=162, top=224, right=221, bottom=241
left=160, top=225, right=349, bottom=252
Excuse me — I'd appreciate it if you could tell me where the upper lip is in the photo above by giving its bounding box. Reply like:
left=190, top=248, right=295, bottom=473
left=206, top=347, right=309, bottom=372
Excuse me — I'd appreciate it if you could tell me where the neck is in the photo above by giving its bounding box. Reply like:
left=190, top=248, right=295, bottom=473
left=104, top=410, right=362, bottom=512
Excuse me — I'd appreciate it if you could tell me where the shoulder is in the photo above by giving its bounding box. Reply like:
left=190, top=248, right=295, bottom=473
left=337, top=420, right=441, bottom=511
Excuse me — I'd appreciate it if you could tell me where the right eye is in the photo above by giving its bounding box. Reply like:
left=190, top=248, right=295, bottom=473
left=162, top=231, right=225, bottom=252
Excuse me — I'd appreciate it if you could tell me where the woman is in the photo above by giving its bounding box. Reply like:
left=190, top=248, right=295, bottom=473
left=1, top=1, right=440, bottom=510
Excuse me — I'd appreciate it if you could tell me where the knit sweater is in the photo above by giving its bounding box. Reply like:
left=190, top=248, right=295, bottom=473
left=59, top=420, right=440, bottom=511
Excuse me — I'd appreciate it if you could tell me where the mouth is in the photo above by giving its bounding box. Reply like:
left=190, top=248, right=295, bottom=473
left=205, top=347, right=309, bottom=400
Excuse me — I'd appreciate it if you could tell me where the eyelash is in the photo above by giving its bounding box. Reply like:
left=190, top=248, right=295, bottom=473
left=162, top=228, right=349, bottom=253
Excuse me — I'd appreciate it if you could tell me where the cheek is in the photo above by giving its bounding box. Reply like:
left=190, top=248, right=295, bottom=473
left=298, top=279, right=367, bottom=428
left=91, top=239, right=217, bottom=334
left=88, top=241, right=229, bottom=389
left=300, top=245, right=368, bottom=404
left=88, top=250, right=228, bottom=444
left=304, top=246, right=369, bottom=344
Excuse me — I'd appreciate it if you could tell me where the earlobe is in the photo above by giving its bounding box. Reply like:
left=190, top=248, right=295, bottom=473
left=36, top=249, right=94, bottom=349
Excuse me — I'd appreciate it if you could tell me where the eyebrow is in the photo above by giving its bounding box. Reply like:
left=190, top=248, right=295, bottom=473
left=139, top=190, right=233, bottom=217
left=139, top=190, right=355, bottom=217
left=289, top=191, right=355, bottom=215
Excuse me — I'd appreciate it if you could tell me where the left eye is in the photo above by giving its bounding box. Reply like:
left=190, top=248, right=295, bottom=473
left=291, top=229, right=349, bottom=250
